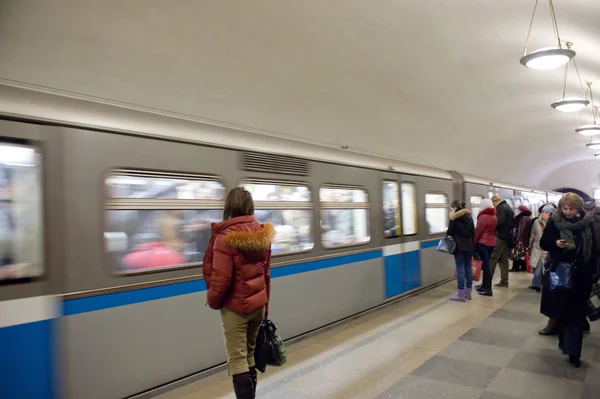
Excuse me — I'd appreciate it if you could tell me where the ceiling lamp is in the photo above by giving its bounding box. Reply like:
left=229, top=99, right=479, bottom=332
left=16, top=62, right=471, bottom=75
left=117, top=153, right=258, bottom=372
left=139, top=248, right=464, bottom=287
left=586, top=140, right=600, bottom=150
left=551, top=47, right=589, bottom=112
left=520, top=0, right=574, bottom=70
left=576, top=83, right=600, bottom=136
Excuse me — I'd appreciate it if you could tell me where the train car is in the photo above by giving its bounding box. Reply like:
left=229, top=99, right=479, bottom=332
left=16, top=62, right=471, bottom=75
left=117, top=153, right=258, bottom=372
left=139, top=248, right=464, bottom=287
left=0, top=84, right=557, bottom=399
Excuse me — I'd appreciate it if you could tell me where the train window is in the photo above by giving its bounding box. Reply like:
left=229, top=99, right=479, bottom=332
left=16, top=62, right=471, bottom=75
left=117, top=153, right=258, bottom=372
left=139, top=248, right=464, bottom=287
left=401, top=182, right=417, bottom=235
left=320, top=186, right=370, bottom=248
left=470, top=196, right=483, bottom=225
left=383, top=181, right=401, bottom=238
left=242, top=181, right=313, bottom=255
left=425, top=192, right=448, bottom=234
left=0, top=143, right=44, bottom=282
left=104, top=171, right=225, bottom=273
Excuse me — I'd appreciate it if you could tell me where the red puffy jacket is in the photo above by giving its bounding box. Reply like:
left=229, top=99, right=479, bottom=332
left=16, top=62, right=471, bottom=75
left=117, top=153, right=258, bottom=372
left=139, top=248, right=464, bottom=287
left=202, top=216, right=274, bottom=315
left=474, top=207, right=497, bottom=247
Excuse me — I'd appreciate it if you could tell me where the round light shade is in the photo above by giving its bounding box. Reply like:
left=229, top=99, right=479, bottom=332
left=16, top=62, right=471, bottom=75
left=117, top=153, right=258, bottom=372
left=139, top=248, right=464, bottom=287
left=520, top=47, right=575, bottom=70
left=551, top=97, right=590, bottom=112
left=586, top=141, right=600, bottom=150
left=576, top=124, right=600, bottom=137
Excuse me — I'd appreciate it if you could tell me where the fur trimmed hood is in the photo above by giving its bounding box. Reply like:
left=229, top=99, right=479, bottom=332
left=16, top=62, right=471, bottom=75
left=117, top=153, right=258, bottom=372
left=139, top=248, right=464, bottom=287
left=450, top=208, right=471, bottom=221
left=478, top=207, right=496, bottom=218
left=225, top=222, right=275, bottom=252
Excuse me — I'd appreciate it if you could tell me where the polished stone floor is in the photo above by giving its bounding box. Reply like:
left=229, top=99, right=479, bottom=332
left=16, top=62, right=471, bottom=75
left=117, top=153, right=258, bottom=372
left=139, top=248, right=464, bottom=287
left=156, top=273, right=599, bottom=398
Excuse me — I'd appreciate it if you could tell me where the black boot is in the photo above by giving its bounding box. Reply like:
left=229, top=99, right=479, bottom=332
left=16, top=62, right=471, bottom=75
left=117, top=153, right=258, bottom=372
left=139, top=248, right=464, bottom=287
left=249, top=367, right=257, bottom=396
left=569, top=355, right=581, bottom=368
left=475, top=284, right=483, bottom=292
left=539, top=319, right=558, bottom=336
left=233, top=372, right=255, bottom=399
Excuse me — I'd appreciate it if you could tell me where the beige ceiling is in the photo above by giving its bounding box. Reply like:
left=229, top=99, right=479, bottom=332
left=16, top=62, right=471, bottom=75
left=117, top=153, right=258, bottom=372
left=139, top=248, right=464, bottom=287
left=1, top=0, right=599, bottom=192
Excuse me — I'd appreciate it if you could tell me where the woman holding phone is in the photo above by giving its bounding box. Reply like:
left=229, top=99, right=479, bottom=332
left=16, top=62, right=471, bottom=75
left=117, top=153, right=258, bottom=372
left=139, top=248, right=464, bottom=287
left=540, top=193, right=597, bottom=367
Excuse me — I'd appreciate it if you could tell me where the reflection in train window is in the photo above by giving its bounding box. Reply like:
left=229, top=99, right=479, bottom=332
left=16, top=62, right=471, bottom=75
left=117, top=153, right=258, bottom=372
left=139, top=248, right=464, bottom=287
left=104, top=172, right=225, bottom=273
left=401, top=182, right=417, bottom=235
left=470, top=196, right=483, bottom=225
left=242, top=181, right=313, bottom=256
left=383, top=181, right=400, bottom=238
left=425, top=192, right=448, bottom=234
left=0, top=143, right=44, bottom=281
left=320, top=185, right=370, bottom=248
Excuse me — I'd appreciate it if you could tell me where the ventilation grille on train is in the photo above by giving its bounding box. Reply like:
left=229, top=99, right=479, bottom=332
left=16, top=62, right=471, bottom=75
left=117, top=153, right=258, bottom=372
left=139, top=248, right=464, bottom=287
left=241, top=151, right=310, bottom=176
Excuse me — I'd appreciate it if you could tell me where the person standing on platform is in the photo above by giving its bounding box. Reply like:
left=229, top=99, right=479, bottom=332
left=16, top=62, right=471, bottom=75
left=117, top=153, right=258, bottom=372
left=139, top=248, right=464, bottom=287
left=474, top=199, right=497, bottom=297
left=447, top=200, right=475, bottom=302
left=489, top=195, right=515, bottom=288
left=529, top=205, right=554, bottom=292
left=540, top=193, right=597, bottom=368
left=203, top=187, right=275, bottom=398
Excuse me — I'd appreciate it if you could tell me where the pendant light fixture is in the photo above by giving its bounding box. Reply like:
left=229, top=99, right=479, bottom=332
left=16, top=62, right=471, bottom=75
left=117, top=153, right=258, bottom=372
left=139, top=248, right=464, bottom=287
left=586, top=139, right=600, bottom=150
left=520, top=0, right=574, bottom=70
left=551, top=44, right=590, bottom=112
left=575, top=83, right=600, bottom=136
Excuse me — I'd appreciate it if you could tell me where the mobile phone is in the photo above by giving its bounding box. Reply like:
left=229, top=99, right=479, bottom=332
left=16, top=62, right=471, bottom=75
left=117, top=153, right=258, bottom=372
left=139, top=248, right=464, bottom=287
left=559, top=239, right=567, bottom=243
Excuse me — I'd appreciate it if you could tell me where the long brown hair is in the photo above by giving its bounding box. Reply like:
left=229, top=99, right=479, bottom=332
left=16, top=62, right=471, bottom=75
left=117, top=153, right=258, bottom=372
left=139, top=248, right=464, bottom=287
left=223, top=187, right=254, bottom=220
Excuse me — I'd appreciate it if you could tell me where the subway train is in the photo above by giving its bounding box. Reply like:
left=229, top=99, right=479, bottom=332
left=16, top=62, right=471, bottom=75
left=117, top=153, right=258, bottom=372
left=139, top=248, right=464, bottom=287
left=0, top=84, right=563, bottom=399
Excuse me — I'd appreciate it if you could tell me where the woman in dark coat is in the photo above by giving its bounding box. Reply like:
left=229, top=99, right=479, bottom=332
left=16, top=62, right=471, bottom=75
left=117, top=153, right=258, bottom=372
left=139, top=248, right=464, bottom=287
left=447, top=200, right=475, bottom=302
left=539, top=193, right=598, bottom=367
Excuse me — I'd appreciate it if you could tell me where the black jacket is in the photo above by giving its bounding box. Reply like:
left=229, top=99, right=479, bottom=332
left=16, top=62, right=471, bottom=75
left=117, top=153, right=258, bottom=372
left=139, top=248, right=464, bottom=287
left=495, top=201, right=515, bottom=241
left=539, top=213, right=598, bottom=321
left=447, top=209, right=475, bottom=252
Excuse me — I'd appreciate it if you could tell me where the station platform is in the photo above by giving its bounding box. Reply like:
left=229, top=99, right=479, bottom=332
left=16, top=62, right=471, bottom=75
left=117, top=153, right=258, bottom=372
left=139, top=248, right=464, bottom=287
left=156, top=273, right=599, bottom=399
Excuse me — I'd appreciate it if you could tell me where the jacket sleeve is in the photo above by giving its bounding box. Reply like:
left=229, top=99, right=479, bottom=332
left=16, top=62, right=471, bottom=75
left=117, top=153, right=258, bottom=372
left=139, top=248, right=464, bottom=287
left=447, top=219, right=455, bottom=237
left=264, top=249, right=272, bottom=318
left=201, top=235, right=217, bottom=289
left=473, top=217, right=484, bottom=244
left=496, top=206, right=506, bottom=229
left=540, top=219, right=558, bottom=252
left=206, top=234, right=234, bottom=310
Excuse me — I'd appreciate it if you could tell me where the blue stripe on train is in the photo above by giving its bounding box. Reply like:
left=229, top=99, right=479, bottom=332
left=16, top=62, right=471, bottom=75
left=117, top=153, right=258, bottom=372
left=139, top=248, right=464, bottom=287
left=0, top=319, right=55, bottom=399
left=63, top=249, right=383, bottom=316
left=420, top=240, right=440, bottom=249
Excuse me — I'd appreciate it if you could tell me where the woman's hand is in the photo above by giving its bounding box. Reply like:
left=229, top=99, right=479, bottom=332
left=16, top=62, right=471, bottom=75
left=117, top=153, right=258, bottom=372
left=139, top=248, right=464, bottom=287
left=556, top=240, right=568, bottom=249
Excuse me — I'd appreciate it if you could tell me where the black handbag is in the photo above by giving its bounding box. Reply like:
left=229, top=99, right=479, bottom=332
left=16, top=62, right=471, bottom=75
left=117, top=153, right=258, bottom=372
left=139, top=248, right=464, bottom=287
left=436, top=236, right=456, bottom=255
left=254, top=318, right=287, bottom=373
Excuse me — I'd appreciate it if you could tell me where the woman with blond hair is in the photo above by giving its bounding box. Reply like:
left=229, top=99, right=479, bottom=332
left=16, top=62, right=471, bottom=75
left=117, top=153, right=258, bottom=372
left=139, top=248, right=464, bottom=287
left=540, top=193, right=598, bottom=367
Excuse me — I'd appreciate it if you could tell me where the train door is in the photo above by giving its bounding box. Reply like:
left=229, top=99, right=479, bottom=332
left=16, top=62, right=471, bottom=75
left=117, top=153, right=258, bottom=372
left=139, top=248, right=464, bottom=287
left=380, top=172, right=420, bottom=299
left=0, top=120, right=66, bottom=399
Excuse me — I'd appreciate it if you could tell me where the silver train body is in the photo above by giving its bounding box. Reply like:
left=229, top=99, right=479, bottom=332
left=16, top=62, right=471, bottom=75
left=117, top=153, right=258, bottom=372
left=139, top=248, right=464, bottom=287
left=0, top=85, right=562, bottom=399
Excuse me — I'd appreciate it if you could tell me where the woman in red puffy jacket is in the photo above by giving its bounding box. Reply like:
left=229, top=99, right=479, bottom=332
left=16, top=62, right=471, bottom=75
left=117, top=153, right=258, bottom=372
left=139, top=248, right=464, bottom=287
left=202, top=187, right=274, bottom=399
left=474, top=199, right=498, bottom=297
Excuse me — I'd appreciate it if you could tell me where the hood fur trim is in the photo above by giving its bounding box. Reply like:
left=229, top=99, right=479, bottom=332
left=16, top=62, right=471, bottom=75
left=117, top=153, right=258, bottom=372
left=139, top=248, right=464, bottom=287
left=450, top=209, right=471, bottom=220
left=225, top=223, right=275, bottom=252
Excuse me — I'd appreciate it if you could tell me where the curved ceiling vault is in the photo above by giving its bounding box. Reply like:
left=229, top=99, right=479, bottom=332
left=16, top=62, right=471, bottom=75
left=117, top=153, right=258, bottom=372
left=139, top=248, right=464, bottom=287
left=0, top=0, right=599, bottom=193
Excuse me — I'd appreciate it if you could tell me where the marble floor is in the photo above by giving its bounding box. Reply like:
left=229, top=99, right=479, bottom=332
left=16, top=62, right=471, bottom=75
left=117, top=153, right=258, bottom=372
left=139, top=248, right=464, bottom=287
left=155, top=273, right=599, bottom=399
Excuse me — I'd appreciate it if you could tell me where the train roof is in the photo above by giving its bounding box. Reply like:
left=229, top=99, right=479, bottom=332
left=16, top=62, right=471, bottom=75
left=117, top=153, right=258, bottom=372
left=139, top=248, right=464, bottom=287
left=0, top=83, right=560, bottom=194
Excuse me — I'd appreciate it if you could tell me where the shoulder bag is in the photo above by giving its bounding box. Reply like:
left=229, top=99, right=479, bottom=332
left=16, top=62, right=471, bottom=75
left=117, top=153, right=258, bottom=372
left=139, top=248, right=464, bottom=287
left=436, top=236, right=456, bottom=255
left=549, top=243, right=581, bottom=292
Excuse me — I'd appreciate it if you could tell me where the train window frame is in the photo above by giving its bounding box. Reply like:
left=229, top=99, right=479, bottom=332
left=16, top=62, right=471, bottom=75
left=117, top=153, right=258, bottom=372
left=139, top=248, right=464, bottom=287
left=0, top=139, right=45, bottom=284
left=400, top=182, right=418, bottom=236
left=103, top=169, right=226, bottom=276
left=425, top=191, right=449, bottom=235
left=383, top=180, right=401, bottom=238
left=238, top=178, right=314, bottom=257
left=470, top=195, right=484, bottom=225
left=319, top=184, right=371, bottom=249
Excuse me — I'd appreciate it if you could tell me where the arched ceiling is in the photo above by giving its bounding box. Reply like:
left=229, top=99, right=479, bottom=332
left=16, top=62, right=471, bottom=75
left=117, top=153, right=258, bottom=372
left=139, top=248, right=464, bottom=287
left=1, top=0, right=599, bottom=193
